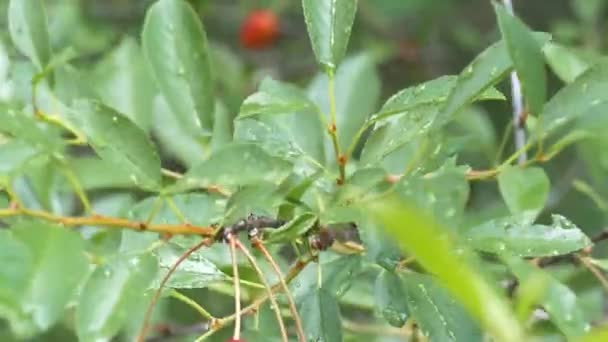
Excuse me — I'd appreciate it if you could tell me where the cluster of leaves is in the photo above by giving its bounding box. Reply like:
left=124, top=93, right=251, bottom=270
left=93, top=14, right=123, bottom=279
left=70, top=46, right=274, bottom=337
left=2, top=0, right=608, bottom=341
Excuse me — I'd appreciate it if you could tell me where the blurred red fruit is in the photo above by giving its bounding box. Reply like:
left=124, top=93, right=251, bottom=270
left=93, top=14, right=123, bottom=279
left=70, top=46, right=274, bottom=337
left=240, top=10, right=279, bottom=49
left=226, top=339, right=245, bottom=342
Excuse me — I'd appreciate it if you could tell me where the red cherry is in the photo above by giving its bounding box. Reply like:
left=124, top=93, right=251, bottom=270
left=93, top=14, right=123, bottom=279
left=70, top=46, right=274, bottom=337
left=226, top=339, right=245, bottom=342
left=240, top=10, right=279, bottom=49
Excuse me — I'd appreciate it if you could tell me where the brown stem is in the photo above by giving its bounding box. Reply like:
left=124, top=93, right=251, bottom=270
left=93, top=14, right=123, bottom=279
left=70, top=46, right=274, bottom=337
left=577, top=255, right=608, bottom=293
left=137, top=238, right=211, bottom=342
left=252, top=238, right=306, bottom=342
left=229, top=235, right=242, bottom=340
left=234, top=239, right=289, bottom=342
left=0, top=207, right=215, bottom=236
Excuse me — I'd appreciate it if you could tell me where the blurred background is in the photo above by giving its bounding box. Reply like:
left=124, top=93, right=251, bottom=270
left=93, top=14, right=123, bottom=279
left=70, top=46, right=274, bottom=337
left=1, top=0, right=608, bottom=340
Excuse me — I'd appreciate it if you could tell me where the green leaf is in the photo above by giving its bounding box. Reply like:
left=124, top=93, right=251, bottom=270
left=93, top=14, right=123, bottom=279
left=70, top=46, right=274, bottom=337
left=263, top=213, right=317, bottom=244
left=1, top=222, right=88, bottom=338
left=395, top=159, right=470, bottom=226
left=169, top=143, right=292, bottom=192
left=152, top=242, right=226, bottom=289
left=374, top=271, right=409, bottom=327
left=466, top=214, right=591, bottom=257
left=535, top=60, right=608, bottom=140
left=299, top=287, right=343, bottom=342
left=70, top=157, right=135, bottom=190
left=308, top=54, right=380, bottom=157
left=238, top=78, right=317, bottom=118
left=291, top=254, right=362, bottom=302
left=436, top=33, right=551, bottom=125
left=498, top=166, right=550, bottom=221
left=373, top=75, right=505, bottom=121
left=404, top=273, right=482, bottom=341
left=0, top=140, right=40, bottom=175
left=495, top=3, right=546, bottom=115
left=0, top=107, right=62, bottom=152
left=142, top=0, right=214, bottom=135
left=76, top=254, right=157, bottom=341
left=543, top=43, right=593, bottom=83
left=363, top=196, right=524, bottom=342
left=67, top=100, right=162, bottom=191
left=302, top=0, right=358, bottom=73
left=8, top=0, right=52, bottom=71
left=91, top=37, right=156, bottom=130
left=504, top=255, right=590, bottom=338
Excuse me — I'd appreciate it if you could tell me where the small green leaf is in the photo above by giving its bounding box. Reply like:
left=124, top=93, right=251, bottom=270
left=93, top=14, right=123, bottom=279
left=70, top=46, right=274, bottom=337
left=466, top=214, right=591, bottom=257
left=302, top=0, right=358, bottom=73
left=363, top=196, right=524, bottom=342
left=76, top=254, right=157, bottom=341
left=2, top=222, right=88, bottom=338
left=404, top=273, right=482, bottom=341
left=0, top=106, right=62, bottom=151
left=8, top=0, right=52, bottom=71
left=498, top=166, right=550, bottom=221
left=374, top=271, right=409, bottom=327
left=238, top=78, right=317, bottom=118
left=299, top=287, right=343, bottom=342
left=67, top=100, right=162, bottom=191
left=142, top=0, right=214, bottom=135
left=504, top=255, right=590, bottom=338
left=263, top=213, right=317, bottom=244
left=535, top=60, right=608, bottom=140
left=543, top=43, right=593, bottom=83
left=0, top=140, right=40, bottom=175
left=91, top=37, right=156, bottom=130
left=437, top=33, right=551, bottom=125
left=495, top=3, right=546, bottom=115
left=169, top=143, right=292, bottom=192
left=152, top=243, right=226, bottom=289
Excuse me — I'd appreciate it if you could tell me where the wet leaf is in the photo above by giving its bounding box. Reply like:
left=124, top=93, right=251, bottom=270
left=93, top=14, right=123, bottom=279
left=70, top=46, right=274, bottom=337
left=142, top=0, right=214, bottom=135
left=374, top=270, right=409, bottom=327
left=466, top=214, right=591, bottom=257
left=498, top=166, right=550, bottom=222
left=302, top=0, right=358, bottom=73
left=299, top=287, right=343, bottom=342
left=8, top=0, right=52, bottom=71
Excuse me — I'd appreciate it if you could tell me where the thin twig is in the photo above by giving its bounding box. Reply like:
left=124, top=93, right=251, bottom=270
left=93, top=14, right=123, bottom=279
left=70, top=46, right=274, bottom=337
left=169, top=290, right=215, bottom=321
left=234, top=239, right=289, bottom=342
left=327, top=73, right=346, bottom=184
left=137, top=238, right=212, bottom=342
left=502, top=0, right=527, bottom=165
left=0, top=207, right=215, bottom=236
left=229, top=235, right=242, bottom=341
left=252, top=238, right=306, bottom=342
left=577, top=255, right=608, bottom=293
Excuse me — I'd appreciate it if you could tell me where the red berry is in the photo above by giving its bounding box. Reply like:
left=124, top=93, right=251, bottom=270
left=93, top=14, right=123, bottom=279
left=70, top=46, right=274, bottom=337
left=240, top=10, right=279, bottom=49
left=226, top=339, right=245, bottom=342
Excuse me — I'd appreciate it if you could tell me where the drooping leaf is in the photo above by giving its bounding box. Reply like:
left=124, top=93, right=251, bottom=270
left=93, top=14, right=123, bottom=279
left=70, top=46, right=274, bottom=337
left=8, top=0, right=52, bottom=71
left=67, top=100, right=162, bottom=191
left=76, top=254, right=157, bottom=341
left=152, top=243, right=226, bottom=289
left=363, top=196, right=524, bottom=342
left=543, top=43, right=594, bottom=83
left=374, top=270, right=409, bottom=327
left=307, top=54, right=380, bottom=158
left=298, top=287, right=343, bottom=342
left=504, top=255, right=590, bottom=338
left=238, top=77, right=317, bottom=118
left=404, top=273, right=482, bottom=341
left=535, top=60, right=608, bottom=140
left=302, top=0, right=359, bottom=73
left=498, top=166, right=550, bottom=222
left=1, top=222, right=88, bottom=338
left=495, top=3, right=546, bottom=115
left=436, top=33, right=551, bottom=125
left=169, top=143, right=292, bottom=193
left=466, top=214, right=591, bottom=257
left=91, top=37, right=156, bottom=130
left=142, top=0, right=214, bottom=135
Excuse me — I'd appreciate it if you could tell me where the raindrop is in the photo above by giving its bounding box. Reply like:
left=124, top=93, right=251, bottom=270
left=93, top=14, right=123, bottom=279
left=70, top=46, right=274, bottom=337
left=497, top=242, right=506, bottom=251
left=103, top=268, right=113, bottom=277
left=112, top=116, right=118, bottom=123
left=177, top=66, right=186, bottom=76
left=130, top=174, right=139, bottom=184
left=130, top=257, right=140, bottom=267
